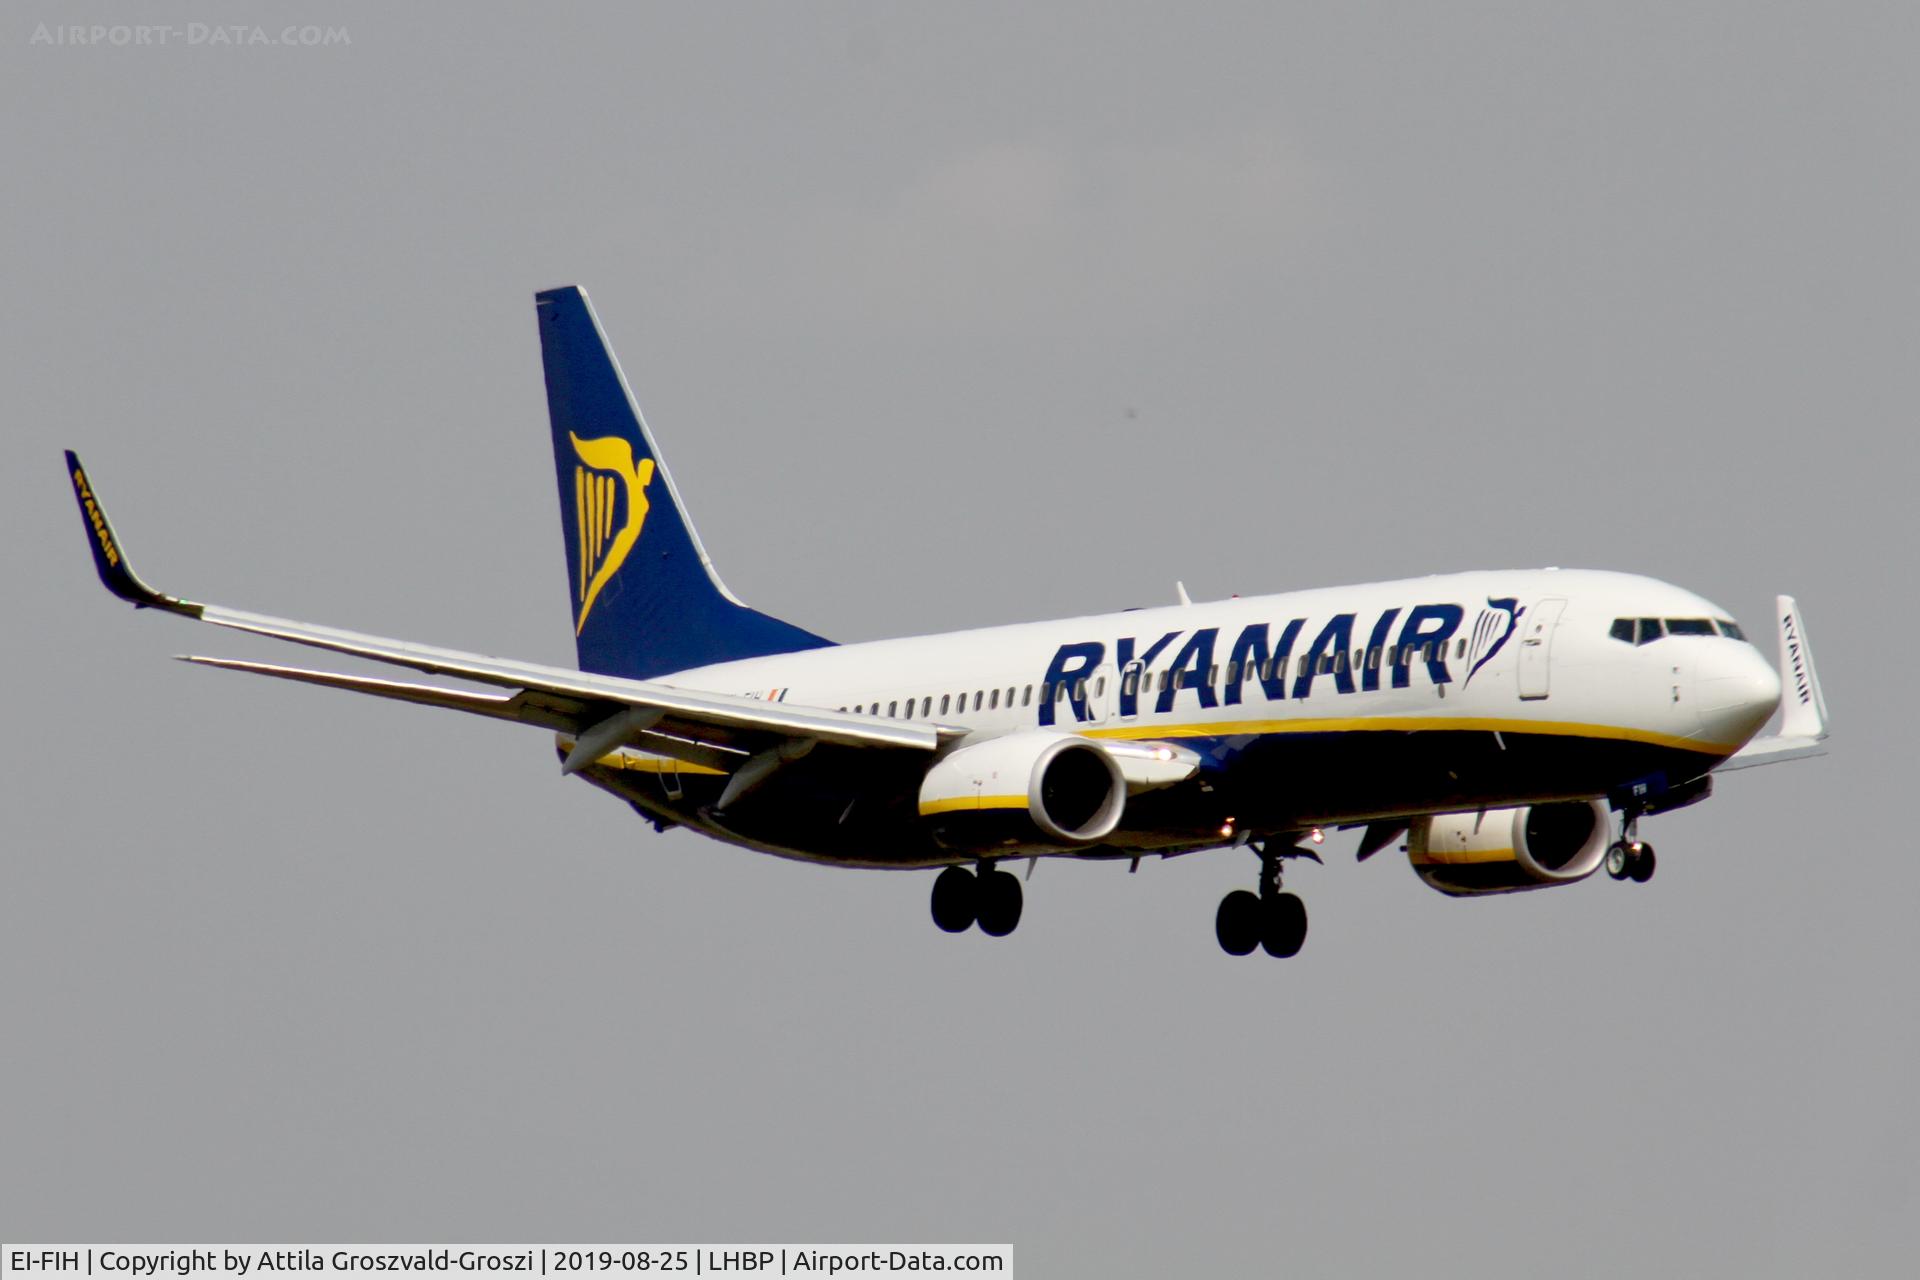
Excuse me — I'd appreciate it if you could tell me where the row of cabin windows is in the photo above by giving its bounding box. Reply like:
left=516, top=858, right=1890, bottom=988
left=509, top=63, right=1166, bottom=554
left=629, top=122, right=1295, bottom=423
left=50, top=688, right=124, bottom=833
left=1120, top=639, right=1468, bottom=695
left=1609, top=617, right=1745, bottom=646
left=841, top=684, right=1038, bottom=720
left=834, top=638, right=1478, bottom=721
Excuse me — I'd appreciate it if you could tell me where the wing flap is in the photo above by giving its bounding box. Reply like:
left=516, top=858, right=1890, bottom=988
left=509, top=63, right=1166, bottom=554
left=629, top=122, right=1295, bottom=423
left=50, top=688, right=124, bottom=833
left=176, top=657, right=584, bottom=731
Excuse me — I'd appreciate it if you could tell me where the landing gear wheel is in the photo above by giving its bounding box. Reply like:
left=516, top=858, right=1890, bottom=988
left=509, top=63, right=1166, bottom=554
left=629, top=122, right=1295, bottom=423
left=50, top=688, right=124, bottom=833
left=930, top=866, right=977, bottom=933
left=1605, top=841, right=1632, bottom=881
left=1261, top=892, right=1308, bottom=958
left=975, top=868, right=1024, bottom=937
left=1628, top=843, right=1657, bottom=884
left=1215, top=890, right=1261, bottom=956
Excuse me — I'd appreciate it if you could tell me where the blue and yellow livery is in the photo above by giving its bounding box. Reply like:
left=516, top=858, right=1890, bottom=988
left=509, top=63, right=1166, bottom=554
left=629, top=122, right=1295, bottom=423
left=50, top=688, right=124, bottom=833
left=65, top=286, right=1830, bottom=958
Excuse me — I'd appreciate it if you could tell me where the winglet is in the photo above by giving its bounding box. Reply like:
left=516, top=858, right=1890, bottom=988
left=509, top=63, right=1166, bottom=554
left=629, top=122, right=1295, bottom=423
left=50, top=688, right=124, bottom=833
left=1774, top=594, right=1828, bottom=740
left=64, top=451, right=202, bottom=617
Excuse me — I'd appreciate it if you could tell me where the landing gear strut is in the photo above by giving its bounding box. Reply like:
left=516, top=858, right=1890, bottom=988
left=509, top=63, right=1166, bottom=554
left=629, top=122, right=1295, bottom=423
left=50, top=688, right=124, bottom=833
left=1216, top=845, right=1310, bottom=958
left=930, top=863, right=1023, bottom=936
left=1605, top=814, right=1657, bottom=883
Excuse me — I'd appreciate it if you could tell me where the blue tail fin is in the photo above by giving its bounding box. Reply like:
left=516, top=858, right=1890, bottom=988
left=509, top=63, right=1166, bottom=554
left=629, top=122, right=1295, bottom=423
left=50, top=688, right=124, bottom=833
left=535, top=286, right=832, bottom=679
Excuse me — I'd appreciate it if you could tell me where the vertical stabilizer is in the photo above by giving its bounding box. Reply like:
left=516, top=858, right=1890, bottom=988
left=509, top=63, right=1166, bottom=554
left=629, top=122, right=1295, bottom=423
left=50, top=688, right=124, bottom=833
left=536, top=286, right=831, bottom=679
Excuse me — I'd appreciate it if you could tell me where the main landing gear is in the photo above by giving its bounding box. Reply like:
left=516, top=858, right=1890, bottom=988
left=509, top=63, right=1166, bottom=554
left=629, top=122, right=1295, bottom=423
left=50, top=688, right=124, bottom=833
left=1216, top=846, right=1310, bottom=958
left=930, top=863, right=1024, bottom=937
left=1605, top=812, right=1657, bottom=883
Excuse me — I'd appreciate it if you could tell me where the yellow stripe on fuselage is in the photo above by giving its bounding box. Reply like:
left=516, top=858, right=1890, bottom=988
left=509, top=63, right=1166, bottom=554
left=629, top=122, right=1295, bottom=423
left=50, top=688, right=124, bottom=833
left=918, top=794, right=1028, bottom=817
left=1082, top=714, right=1731, bottom=756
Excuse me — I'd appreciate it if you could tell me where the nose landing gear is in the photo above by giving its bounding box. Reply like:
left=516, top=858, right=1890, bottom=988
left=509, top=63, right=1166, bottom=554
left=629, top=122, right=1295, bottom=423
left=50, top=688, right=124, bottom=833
left=1605, top=814, right=1657, bottom=883
left=1605, top=839, right=1657, bottom=883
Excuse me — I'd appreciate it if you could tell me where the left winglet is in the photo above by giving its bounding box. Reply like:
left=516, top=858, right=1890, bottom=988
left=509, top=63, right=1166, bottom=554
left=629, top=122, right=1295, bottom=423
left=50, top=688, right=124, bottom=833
left=65, top=451, right=202, bottom=617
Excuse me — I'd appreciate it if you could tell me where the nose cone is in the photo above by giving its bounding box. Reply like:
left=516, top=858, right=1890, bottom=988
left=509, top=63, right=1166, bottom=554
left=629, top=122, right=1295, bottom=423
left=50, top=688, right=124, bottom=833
left=1697, top=645, right=1781, bottom=748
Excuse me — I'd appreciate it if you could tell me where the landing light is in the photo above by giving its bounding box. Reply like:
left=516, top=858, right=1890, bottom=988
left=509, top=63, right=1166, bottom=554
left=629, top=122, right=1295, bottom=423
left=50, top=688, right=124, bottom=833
left=1309, top=827, right=1325, bottom=844
left=1153, top=747, right=1173, bottom=761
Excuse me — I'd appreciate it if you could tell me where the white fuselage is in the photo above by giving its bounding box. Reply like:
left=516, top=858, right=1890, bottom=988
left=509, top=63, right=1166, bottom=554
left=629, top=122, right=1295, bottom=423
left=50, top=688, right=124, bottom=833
left=581, top=568, right=1781, bottom=866
left=676, top=569, right=1772, bottom=756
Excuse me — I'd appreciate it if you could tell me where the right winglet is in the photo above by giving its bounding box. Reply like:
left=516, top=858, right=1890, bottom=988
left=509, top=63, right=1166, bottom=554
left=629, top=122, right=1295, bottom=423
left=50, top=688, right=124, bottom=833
left=64, top=451, right=202, bottom=617
left=1775, top=594, right=1828, bottom=741
left=1717, top=594, right=1830, bottom=773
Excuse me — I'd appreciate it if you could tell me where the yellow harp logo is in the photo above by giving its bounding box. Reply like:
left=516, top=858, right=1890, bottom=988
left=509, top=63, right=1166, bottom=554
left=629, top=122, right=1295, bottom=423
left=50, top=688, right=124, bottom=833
left=570, top=432, right=656, bottom=634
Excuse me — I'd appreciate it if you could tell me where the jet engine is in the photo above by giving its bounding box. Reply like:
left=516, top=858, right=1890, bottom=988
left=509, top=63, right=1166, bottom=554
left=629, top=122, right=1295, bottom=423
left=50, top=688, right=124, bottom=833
left=1407, top=799, right=1612, bottom=897
left=919, top=730, right=1126, bottom=853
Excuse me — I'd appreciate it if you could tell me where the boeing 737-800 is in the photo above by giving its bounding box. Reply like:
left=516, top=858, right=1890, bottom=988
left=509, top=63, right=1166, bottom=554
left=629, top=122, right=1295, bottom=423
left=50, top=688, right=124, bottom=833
left=66, top=286, right=1830, bottom=957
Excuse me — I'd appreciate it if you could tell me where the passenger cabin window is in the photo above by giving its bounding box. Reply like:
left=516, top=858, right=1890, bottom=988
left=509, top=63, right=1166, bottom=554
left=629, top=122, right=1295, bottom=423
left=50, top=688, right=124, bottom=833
left=1022, top=685, right=1032, bottom=706
left=921, top=696, right=932, bottom=717
left=887, top=701, right=898, bottom=717
left=989, top=689, right=1000, bottom=710
left=939, top=694, right=950, bottom=715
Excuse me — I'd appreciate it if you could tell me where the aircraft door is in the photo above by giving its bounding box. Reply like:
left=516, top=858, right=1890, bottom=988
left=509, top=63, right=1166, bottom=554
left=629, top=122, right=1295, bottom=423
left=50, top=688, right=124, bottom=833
left=1083, top=664, right=1116, bottom=725
left=1117, top=660, right=1144, bottom=721
left=1516, top=597, right=1567, bottom=700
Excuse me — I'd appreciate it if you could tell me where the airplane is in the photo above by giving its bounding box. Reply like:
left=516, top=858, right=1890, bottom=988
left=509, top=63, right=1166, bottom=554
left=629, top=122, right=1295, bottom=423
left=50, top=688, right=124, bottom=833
left=65, top=285, right=1831, bottom=957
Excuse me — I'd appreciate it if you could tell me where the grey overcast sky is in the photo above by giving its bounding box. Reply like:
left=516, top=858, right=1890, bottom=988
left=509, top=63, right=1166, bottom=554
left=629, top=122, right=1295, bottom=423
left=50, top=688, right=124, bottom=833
left=2, top=2, right=1913, bottom=1274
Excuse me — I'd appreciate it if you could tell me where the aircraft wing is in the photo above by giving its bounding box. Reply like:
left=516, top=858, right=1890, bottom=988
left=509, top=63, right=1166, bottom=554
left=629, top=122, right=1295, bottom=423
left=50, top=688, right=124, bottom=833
left=65, top=452, right=952, bottom=771
left=1714, top=594, right=1830, bottom=774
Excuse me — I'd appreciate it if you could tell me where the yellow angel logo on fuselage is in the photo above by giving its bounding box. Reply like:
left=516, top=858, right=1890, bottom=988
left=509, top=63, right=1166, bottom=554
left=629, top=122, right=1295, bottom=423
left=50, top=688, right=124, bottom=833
left=570, top=432, right=656, bottom=634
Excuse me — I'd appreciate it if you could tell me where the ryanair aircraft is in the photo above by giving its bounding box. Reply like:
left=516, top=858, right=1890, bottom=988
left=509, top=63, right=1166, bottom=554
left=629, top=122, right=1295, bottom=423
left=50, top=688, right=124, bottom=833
left=67, top=286, right=1830, bottom=957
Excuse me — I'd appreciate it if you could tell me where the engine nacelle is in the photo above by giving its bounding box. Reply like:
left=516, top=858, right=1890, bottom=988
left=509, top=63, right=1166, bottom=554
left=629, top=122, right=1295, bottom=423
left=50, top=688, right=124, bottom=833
left=919, top=731, right=1126, bottom=853
left=1408, top=799, right=1612, bottom=897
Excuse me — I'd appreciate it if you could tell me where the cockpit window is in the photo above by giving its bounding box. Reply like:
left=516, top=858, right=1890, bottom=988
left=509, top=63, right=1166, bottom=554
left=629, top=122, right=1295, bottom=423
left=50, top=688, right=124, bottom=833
left=1611, top=615, right=1745, bottom=645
